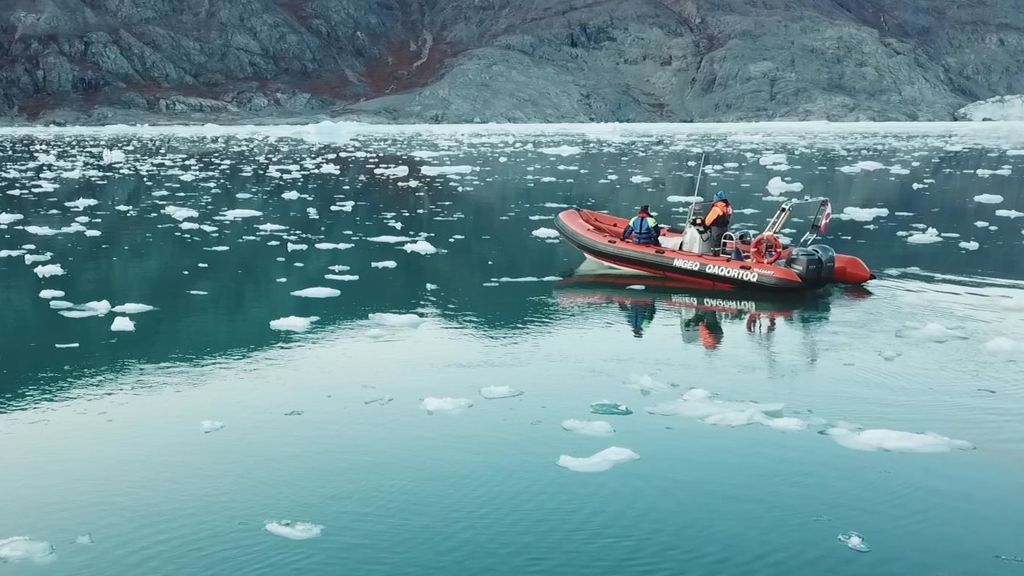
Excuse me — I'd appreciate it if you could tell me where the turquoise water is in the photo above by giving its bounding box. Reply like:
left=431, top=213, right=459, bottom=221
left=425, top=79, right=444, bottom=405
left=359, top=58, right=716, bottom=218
left=2, top=123, right=1024, bottom=574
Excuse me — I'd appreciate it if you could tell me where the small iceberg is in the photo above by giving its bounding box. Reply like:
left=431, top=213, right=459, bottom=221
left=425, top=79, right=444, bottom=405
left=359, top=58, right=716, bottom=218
left=368, top=313, right=424, bottom=328
left=590, top=401, right=633, bottom=416
left=561, top=419, right=615, bottom=437
left=401, top=240, right=437, bottom=254
left=421, top=397, right=473, bottom=414
left=110, top=316, right=136, bottom=332
left=34, top=264, right=66, bottom=278
left=0, top=536, right=56, bottom=564
left=112, top=303, right=156, bottom=314
left=290, top=287, right=341, bottom=298
left=557, top=447, right=639, bottom=473
left=479, top=385, right=524, bottom=399
left=906, top=227, right=943, bottom=244
left=200, top=420, right=225, bottom=434
left=371, top=260, right=398, bottom=269
left=221, top=209, right=263, bottom=219
left=765, top=176, right=804, bottom=195
left=269, top=316, right=319, bottom=332
left=837, top=531, right=870, bottom=553
left=822, top=424, right=973, bottom=453
left=973, top=194, right=1004, bottom=204
left=38, top=289, right=65, bottom=299
left=538, top=145, right=581, bottom=156
left=531, top=227, right=560, bottom=239
left=264, top=521, right=322, bottom=540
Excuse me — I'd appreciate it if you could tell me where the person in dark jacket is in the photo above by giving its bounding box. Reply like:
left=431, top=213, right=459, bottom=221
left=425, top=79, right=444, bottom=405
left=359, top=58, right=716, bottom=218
left=704, top=191, right=733, bottom=254
left=621, top=205, right=660, bottom=245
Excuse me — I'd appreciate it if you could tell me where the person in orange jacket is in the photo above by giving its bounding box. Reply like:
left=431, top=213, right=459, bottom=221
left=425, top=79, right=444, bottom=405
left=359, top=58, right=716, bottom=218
left=704, top=191, right=733, bottom=255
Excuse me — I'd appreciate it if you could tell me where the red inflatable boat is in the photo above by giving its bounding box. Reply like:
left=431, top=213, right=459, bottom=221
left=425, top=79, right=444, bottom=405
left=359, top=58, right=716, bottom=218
left=554, top=198, right=873, bottom=292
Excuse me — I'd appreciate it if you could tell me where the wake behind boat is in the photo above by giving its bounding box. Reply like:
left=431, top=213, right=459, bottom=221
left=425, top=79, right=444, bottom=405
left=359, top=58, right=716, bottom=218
left=555, top=198, right=873, bottom=292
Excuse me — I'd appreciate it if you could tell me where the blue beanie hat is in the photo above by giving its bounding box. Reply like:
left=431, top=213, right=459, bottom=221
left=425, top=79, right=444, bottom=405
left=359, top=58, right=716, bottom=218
left=714, top=191, right=727, bottom=201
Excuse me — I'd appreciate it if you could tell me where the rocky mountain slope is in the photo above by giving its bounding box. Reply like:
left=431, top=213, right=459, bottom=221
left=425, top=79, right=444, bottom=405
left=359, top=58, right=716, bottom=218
left=2, top=0, right=1023, bottom=124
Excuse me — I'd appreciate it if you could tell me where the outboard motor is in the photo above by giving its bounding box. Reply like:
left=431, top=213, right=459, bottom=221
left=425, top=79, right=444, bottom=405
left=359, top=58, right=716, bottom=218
left=808, top=244, right=837, bottom=284
left=785, top=247, right=825, bottom=286
left=785, top=244, right=837, bottom=286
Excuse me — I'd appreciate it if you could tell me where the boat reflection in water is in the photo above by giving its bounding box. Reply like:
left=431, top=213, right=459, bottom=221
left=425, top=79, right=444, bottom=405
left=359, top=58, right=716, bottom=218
left=555, top=260, right=868, bottom=352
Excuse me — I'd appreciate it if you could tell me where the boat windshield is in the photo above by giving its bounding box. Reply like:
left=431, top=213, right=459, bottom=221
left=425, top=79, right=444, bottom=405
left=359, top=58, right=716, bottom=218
left=684, top=197, right=832, bottom=247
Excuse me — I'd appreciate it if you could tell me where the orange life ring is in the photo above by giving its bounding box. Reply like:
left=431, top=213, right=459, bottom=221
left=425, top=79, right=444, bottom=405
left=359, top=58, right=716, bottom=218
left=751, top=234, right=783, bottom=264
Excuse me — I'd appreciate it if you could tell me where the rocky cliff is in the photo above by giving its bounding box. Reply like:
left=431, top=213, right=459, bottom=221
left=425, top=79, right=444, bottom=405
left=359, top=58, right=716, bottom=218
left=2, top=0, right=1023, bottom=124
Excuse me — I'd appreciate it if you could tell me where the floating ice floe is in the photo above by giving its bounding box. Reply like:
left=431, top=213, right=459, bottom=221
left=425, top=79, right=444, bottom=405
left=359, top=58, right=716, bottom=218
left=995, top=209, right=1024, bottom=219
left=835, top=207, right=889, bottom=222
left=287, top=243, right=308, bottom=252
left=291, top=287, right=340, bottom=298
left=421, top=397, right=473, bottom=414
left=265, top=521, right=322, bottom=540
left=625, top=284, right=644, bottom=290
left=837, top=532, right=870, bottom=553
left=221, top=209, right=263, bottom=219
left=629, top=175, right=652, bottom=183
left=55, top=343, right=79, bottom=348
left=906, top=227, right=943, bottom=244
left=758, top=153, right=787, bottom=166
left=401, top=240, right=437, bottom=254
left=112, top=303, right=155, bottom=314
left=822, top=424, right=973, bottom=453
left=958, top=241, right=980, bottom=251
left=982, top=336, right=1023, bottom=354
left=281, top=191, right=300, bottom=200
left=314, top=242, right=354, bottom=250
left=325, top=274, right=359, bottom=281
left=371, top=260, right=398, bottom=269
left=666, top=195, right=702, bottom=203
left=367, top=235, right=413, bottom=243
left=24, top=225, right=60, bottom=236
left=557, top=447, right=639, bottom=473
left=0, top=536, right=55, bottom=564
left=896, top=322, right=967, bottom=343
left=24, top=254, right=50, bottom=265
left=38, top=289, right=65, bottom=299
left=270, top=316, right=320, bottom=332
left=561, top=419, right=615, bottom=437
left=838, top=160, right=886, bottom=174
left=368, top=313, right=424, bottom=327
left=102, top=148, right=126, bottom=163
left=256, top=223, right=288, bottom=232
left=765, top=176, right=804, bottom=195
left=188, top=290, right=208, bottom=295
left=976, top=168, right=1012, bottom=176
left=64, top=197, right=99, bottom=210
left=0, top=249, right=26, bottom=258
left=374, top=166, right=409, bottom=177
left=421, top=165, right=474, bottom=176
left=974, top=221, right=990, bottom=228
left=163, top=206, right=198, bottom=221
left=0, top=212, right=24, bottom=224
left=538, top=145, right=581, bottom=156
left=973, top=194, right=1004, bottom=204
left=74, top=534, right=94, bottom=545
left=48, top=300, right=73, bottom=310
left=425, top=283, right=438, bottom=290
left=200, top=420, right=225, bottom=433
left=479, top=385, right=524, bottom=399
left=496, top=276, right=561, bottom=282
left=626, top=374, right=669, bottom=395
left=331, top=201, right=355, bottom=212
left=34, top=264, right=65, bottom=278
left=110, top=316, right=135, bottom=332
left=531, top=227, right=560, bottom=239
left=590, top=401, right=633, bottom=416
left=647, top=388, right=804, bottom=430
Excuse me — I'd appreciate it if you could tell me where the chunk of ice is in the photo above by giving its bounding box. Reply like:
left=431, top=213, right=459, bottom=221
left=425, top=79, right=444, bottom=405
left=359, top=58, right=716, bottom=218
left=0, top=536, right=55, bottom=564
left=64, top=197, right=99, bottom=210
left=666, top=195, right=702, bottom=203
left=200, top=420, right=225, bottom=433
left=401, top=240, right=437, bottom=254
left=374, top=166, right=409, bottom=177
left=368, top=313, right=424, bottom=327
left=823, top=425, right=973, bottom=453
left=958, top=241, right=980, bottom=251
left=110, top=316, right=136, bottom=332
left=0, top=212, right=25, bottom=224
left=264, top=521, right=322, bottom=540
left=629, top=175, right=652, bottom=183
left=269, top=316, right=320, bottom=332
left=280, top=191, right=300, bottom=200
left=221, top=209, right=263, bottom=219
left=531, top=227, right=560, bottom=239
left=325, top=274, right=359, bottom=281
left=906, top=227, right=943, bottom=244
left=995, top=209, right=1024, bottom=219
left=479, top=385, right=524, bottom=399
left=557, top=447, right=639, bottom=473
left=38, top=289, right=65, bottom=299
left=290, top=287, right=340, bottom=298
left=34, top=264, right=65, bottom=278
left=765, top=176, right=804, bottom=195
left=314, top=242, right=354, bottom=250
left=74, top=534, right=94, bottom=545
left=371, top=260, right=398, bottom=269
left=561, top=419, right=615, bottom=437
left=836, top=207, right=889, bottom=222
left=896, top=322, right=966, bottom=343
left=973, top=194, right=1004, bottom=204
left=55, top=343, right=79, bottom=348
left=421, top=397, right=473, bottom=413
left=366, top=235, right=412, bottom=243
left=837, top=532, right=870, bottom=553
left=538, top=145, right=581, bottom=156
left=111, top=303, right=155, bottom=314
left=420, top=165, right=474, bottom=176
left=590, top=401, right=633, bottom=416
